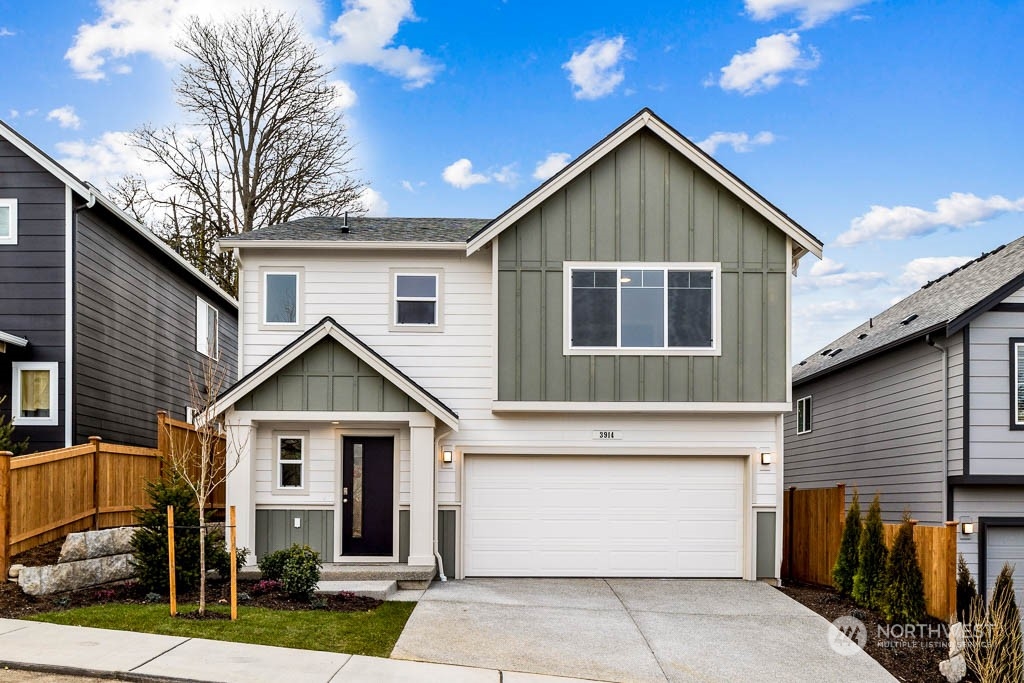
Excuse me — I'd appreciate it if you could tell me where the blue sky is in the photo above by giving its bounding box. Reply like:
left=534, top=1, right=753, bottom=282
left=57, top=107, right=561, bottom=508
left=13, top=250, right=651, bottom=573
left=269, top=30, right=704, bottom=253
left=2, top=0, right=1023, bottom=360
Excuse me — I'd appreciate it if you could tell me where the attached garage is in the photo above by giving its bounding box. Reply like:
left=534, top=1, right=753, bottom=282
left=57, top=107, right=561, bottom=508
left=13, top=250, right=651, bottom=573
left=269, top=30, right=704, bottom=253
left=463, top=455, right=746, bottom=577
left=982, top=523, right=1024, bottom=607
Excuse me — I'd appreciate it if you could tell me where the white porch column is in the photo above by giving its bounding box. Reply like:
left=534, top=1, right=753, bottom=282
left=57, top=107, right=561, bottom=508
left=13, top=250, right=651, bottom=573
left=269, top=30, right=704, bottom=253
left=407, top=414, right=436, bottom=567
left=225, top=414, right=256, bottom=565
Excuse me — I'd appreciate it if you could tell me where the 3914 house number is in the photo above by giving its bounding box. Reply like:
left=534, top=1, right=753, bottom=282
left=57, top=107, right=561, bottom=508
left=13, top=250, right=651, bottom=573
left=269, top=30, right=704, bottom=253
left=592, top=430, right=622, bottom=440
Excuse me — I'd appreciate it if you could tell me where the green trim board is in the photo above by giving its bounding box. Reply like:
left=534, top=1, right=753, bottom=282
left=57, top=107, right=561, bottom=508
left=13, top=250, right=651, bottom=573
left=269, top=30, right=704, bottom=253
left=756, top=511, right=776, bottom=579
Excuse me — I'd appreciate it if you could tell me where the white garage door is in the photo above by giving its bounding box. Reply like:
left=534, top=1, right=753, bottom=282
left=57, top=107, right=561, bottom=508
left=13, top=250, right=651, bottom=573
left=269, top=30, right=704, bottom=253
left=464, top=455, right=745, bottom=577
left=985, top=526, right=1024, bottom=608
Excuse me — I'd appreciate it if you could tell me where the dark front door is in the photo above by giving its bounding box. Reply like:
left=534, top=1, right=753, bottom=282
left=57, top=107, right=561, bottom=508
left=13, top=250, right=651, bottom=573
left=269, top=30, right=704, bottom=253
left=341, top=436, right=394, bottom=556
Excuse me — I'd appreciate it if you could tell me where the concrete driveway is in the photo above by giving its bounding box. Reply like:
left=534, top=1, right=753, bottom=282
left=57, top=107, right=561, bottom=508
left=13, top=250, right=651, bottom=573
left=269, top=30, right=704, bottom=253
left=391, top=579, right=896, bottom=683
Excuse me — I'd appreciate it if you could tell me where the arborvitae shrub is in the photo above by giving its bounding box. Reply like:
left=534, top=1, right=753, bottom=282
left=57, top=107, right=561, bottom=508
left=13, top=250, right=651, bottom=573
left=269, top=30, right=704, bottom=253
left=832, top=489, right=861, bottom=597
left=883, top=512, right=925, bottom=623
left=852, top=492, right=888, bottom=609
left=956, top=553, right=977, bottom=623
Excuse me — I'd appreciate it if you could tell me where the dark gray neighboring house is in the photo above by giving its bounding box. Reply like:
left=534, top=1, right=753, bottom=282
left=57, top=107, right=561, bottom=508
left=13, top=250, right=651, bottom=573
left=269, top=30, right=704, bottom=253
left=785, top=234, right=1024, bottom=599
left=0, top=120, right=237, bottom=452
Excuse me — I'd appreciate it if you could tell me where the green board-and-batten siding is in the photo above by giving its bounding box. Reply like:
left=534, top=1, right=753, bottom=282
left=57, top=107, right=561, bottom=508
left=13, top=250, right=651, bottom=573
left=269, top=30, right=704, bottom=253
left=497, top=129, right=789, bottom=403
left=756, top=510, right=777, bottom=578
left=234, top=338, right=426, bottom=412
left=255, top=509, right=334, bottom=560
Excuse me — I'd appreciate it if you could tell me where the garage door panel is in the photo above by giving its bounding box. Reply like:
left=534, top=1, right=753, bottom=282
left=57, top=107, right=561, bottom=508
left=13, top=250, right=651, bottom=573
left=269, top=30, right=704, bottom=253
left=985, top=526, right=1024, bottom=610
left=464, top=455, right=745, bottom=577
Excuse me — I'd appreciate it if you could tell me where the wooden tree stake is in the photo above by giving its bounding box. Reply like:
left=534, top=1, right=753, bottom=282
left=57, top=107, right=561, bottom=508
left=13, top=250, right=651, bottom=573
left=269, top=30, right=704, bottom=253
left=167, top=505, right=177, bottom=616
left=229, top=505, right=238, bottom=621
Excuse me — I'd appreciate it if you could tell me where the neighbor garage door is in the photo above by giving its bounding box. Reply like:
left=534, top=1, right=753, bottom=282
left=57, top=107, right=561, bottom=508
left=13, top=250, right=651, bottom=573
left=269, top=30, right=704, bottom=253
left=985, top=525, right=1024, bottom=608
left=463, top=455, right=745, bottom=577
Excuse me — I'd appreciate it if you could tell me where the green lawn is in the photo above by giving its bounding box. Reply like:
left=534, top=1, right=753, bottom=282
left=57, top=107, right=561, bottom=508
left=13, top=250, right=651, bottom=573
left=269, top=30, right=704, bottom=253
left=29, top=602, right=415, bottom=658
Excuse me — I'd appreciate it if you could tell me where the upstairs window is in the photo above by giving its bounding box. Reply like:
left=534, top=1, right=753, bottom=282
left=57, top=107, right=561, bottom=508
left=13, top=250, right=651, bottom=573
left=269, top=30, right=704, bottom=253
left=565, top=262, right=720, bottom=355
left=391, top=269, right=444, bottom=331
left=12, top=362, right=58, bottom=426
left=1012, top=339, right=1024, bottom=428
left=797, top=396, right=812, bottom=434
left=262, top=270, right=301, bottom=328
left=196, top=297, right=219, bottom=359
left=0, top=198, right=17, bottom=245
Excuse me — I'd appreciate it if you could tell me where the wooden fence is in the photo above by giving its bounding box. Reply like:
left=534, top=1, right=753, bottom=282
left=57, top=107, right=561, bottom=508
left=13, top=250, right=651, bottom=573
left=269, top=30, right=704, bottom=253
left=0, top=412, right=225, bottom=575
left=783, top=484, right=958, bottom=620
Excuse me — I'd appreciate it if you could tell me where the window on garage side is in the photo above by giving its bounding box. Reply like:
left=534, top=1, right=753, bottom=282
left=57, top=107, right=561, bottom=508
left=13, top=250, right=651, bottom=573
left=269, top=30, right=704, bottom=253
left=797, top=396, right=812, bottom=434
left=1011, top=338, right=1024, bottom=429
left=276, top=434, right=306, bottom=490
left=12, top=361, right=58, bottom=426
left=565, top=262, right=720, bottom=355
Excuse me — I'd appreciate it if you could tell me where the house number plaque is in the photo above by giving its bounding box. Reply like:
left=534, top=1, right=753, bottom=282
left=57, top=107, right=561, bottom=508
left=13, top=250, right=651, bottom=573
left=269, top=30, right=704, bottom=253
left=592, top=430, right=622, bottom=440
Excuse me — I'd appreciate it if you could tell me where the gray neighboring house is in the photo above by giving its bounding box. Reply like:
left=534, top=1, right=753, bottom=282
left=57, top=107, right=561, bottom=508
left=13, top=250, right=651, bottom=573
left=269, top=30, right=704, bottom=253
left=785, top=234, right=1024, bottom=599
left=0, top=120, right=238, bottom=452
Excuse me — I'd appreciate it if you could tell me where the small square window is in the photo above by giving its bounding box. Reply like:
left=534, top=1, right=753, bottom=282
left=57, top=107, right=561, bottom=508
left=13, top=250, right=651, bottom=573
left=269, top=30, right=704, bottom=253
left=797, top=396, right=812, bottom=434
left=277, top=435, right=305, bottom=489
left=196, top=297, right=219, bottom=359
left=390, top=270, right=444, bottom=331
left=261, top=270, right=302, bottom=328
left=0, top=199, right=17, bottom=245
left=12, top=362, right=58, bottom=426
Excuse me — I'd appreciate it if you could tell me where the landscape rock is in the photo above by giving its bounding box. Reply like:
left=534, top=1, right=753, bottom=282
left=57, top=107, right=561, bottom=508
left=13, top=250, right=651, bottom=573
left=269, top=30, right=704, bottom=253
left=17, top=554, right=135, bottom=596
left=58, top=527, right=136, bottom=563
left=939, top=653, right=966, bottom=683
left=8, top=564, right=23, bottom=581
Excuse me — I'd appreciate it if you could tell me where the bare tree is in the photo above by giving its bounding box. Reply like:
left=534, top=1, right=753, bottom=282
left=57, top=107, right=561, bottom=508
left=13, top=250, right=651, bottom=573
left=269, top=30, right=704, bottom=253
left=121, top=10, right=363, bottom=294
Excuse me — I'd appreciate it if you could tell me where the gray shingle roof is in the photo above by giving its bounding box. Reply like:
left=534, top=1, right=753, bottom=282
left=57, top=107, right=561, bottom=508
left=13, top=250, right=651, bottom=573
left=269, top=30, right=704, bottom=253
left=227, top=216, right=491, bottom=243
left=794, top=234, right=1024, bottom=385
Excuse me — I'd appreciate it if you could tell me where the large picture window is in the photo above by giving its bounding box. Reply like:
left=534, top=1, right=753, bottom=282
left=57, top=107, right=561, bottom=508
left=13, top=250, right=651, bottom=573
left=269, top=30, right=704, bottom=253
left=564, top=262, right=720, bottom=355
left=12, top=362, right=59, bottom=426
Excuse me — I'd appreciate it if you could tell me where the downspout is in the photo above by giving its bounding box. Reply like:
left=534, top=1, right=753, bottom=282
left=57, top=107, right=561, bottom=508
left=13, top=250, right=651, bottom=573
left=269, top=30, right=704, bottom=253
left=926, top=333, right=948, bottom=520
left=432, top=425, right=454, bottom=582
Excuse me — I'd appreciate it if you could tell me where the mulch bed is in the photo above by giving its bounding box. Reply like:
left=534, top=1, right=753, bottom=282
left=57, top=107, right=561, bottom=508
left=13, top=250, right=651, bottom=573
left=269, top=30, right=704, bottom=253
left=777, top=581, right=955, bottom=683
left=10, top=539, right=65, bottom=568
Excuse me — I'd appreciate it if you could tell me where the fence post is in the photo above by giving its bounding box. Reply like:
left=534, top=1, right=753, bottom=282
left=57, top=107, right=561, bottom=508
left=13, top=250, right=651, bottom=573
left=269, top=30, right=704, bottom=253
left=945, top=521, right=959, bottom=620
left=156, top=411, right=169, bottom=479
left=89, top=436, right=102, bottom=530
left=0, top=451, right=11, bottom=578
left=785, top=486, right=796, bottom=581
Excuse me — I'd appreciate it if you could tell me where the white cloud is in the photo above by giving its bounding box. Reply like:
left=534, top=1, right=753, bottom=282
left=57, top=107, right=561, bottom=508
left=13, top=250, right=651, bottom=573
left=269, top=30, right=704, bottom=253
left=7, top=109, right=18, bottom=119
left=533, top=152, right=571, bottom=181
left=744, top=0, right=871, bottom=27
left=442, top=158, right=491, bottom=190
left=400, top=179, right=426, bottom=193
left=0, top=27, right=15, bottom=37
left=359, top=186, right=388, bottom=216
left=807, top=256, right=844, bottom=276
left=46, top=106, right=82, bottom=130
left=795, top=256, right=884, bottom=290
left=563, top=36, right=627, bottom=100
left=326, top=0, right=441, bottom=89
left=897, top=256, right=971, bottom=288
left=714, top=32, right=819, bottom=95
left=329, top=79, right=357, bottom=110
left=55, top=130, right=168, bottom=188
left=492, top=164, right=518, bottom=186
left=697, top=130, right=775, bottom=155
left=837, top=192, right=1024, bottom=247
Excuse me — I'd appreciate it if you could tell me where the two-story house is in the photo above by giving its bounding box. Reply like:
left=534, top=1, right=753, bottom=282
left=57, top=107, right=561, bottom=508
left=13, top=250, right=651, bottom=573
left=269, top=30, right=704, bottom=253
left=213, top=109, right=822, bottom=581
left=0, top=120, right=237, bottom=452
left=785, top=235, right=1024, bottom=600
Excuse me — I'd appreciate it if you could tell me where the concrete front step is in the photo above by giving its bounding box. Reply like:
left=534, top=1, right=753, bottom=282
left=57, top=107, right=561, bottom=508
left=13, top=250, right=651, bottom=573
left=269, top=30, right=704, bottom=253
left=315, top=580, right=397, bottom=600
left=240, top=562, right=436, bottom=589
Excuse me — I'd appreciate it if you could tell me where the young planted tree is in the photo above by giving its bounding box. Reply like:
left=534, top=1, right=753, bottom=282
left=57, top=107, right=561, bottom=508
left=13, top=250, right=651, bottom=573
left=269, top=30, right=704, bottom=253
left=965, top=563, right=1024, bottom=681
left=832, top=488, right=861, bottom=598
left=957, top=553, right=978, bottom=623
left=115, top=10, right=363, bottom=294
left=852, top=492, right=888, bottom=609
left=0, top=395, right=29, bottom=455
left=883, top=511, right=925, bottom=623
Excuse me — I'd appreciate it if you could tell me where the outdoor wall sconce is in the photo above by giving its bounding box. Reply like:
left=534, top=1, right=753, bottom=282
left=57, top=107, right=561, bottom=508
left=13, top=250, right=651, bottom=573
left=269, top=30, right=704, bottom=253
left=760, top=452, right=773, bottom=466
left=961, top=521, right=975, bottom=535
left=442, top=447, right=454, bottom=464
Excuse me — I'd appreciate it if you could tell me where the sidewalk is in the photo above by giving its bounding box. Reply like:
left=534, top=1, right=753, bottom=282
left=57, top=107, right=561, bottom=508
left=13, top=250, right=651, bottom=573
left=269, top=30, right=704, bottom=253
left=0, top=618, right=599, bottom=683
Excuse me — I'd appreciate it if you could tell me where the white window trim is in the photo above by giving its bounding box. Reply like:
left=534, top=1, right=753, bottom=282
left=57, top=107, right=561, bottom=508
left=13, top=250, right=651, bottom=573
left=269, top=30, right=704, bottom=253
left=274, top=432, right=308, bottom=493
left=1013, top=341, right=1024, bottom=427
left=388, top=268, right=445, bottom=332
left=797, top=396, right=812, bottom=434
left=260, top=268, right=304, bottom=331
left=562, top=261, right=722, bottom=356
left=195, top=296, right=219, bottom=359
left=11, top=361, right=59, bottom=426
left=0, top=198, right=17, bottom=246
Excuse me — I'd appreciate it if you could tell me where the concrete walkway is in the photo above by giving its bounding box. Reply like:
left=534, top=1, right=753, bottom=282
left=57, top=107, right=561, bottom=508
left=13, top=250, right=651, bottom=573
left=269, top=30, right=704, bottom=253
left=392, top=579, right=898, bottom=683
left=0, top=618, right=599, bottom=683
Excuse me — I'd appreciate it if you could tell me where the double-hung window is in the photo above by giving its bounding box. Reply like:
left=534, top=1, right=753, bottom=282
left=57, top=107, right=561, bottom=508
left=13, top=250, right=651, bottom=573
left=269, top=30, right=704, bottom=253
left=0, top=198, right=17, bottom=245
left=1011, top=339, right=1024, bottom=429
left=565, top=262, right=720, bottom=355
left=196, top=297, right=219, bottom=359
left=391, top=269, right=443, bottom=331
left=797, top=396, right=812, bottom=434
left=261, top=269, right=302, bottom=329
left=11, top=362, right=59, bottom=426
left=276, top=434, right=306, bottom=490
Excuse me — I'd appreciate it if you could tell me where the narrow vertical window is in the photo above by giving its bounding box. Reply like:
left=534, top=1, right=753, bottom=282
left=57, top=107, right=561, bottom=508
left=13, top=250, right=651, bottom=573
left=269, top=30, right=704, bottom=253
left=797, top=396, right=812, bottom=434
left=277, top=436, right=304, bottom=488
left=196, top=297, right=219, bottom=359
left=1012, top=340, right=1024, bottom=427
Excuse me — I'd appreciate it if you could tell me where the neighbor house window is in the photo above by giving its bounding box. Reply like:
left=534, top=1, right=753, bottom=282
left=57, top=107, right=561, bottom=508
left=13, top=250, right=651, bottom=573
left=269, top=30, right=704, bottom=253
left=1012, top=339, right=1024, bottom=428
left=11, top=362, right=58, bottom=426
left=564, top=262, right=720, bottom=354
left=0, top=198, right=17, bottom=245
left=262, top=270, right=302, bottom=328
left=390, top=269, right=444, bottom=331
left=797, top=396, right=812, bottom=434
left=276, top=435, right=305, bottom=489
left=196, top=297, right=219, bottom=359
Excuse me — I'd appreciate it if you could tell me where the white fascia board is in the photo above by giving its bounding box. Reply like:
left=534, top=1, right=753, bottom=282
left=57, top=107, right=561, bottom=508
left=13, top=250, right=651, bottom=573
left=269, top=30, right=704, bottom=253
left=0, top=331, right=28, bottom=347
left=490, top=401, right=792, bottom=414
left=219, top=240, right=467, bottom=251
